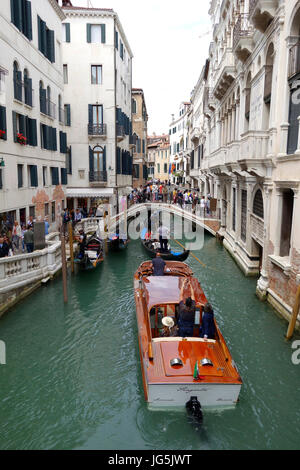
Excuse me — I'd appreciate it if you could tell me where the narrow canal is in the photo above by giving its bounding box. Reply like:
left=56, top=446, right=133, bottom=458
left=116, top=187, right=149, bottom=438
left=0, top=229, right=299, bottom=450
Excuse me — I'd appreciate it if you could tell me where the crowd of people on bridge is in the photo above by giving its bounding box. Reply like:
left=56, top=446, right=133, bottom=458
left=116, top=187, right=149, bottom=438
left=129, top=180, right=213, bottom=216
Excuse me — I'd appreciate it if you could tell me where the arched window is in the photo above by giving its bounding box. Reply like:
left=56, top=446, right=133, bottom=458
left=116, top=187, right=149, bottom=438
left=253, top=189, right=264, bottom=219
left=13, top=61, right=22, bottom=101
left=93, top=146, right=106, bottom=174
left=24, top=69, right=32, bottom=106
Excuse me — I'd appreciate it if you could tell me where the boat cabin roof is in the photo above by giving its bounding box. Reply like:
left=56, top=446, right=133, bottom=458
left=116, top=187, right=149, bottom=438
left=143, top=275, right=207, bottom=311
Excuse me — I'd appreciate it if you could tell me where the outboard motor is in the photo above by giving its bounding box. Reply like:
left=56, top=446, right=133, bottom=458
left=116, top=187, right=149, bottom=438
left=186, top=396, right=203, bottom=423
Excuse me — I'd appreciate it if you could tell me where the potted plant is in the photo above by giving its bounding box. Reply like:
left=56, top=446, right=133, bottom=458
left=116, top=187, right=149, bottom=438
left=17, top=133, right=27, bottom=145
left=0, top=130, right=5, bottom=139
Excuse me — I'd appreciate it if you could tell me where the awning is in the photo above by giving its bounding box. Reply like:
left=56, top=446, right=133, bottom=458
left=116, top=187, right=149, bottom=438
left=66, top=188, right=115, bottom=198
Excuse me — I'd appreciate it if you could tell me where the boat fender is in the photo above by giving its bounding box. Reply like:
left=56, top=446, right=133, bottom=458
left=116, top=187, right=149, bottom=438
left=186, top=396, right=203, bottom=423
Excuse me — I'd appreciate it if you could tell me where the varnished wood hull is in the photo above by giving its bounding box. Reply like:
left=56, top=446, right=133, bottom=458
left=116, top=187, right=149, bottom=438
left=134, top=261, right=242, bottom=409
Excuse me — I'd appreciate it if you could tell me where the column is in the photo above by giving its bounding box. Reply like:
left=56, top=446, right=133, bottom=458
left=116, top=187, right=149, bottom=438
left=296, top=117, right=300, bottom=155
left=235, top=99, right=240, bottom=141
left=278, top=123, right=290, bottom=157
left=257, top=185, right=273, bottom=298
left=232, top=105, right=236, bottom=142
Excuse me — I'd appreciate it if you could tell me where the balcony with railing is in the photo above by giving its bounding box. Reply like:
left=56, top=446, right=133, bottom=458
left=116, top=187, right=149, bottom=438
left=213, top=48, right=236, bottom=101
left=59, top=107, right=65, bottom=125
left=288, top=42, right=300, bottom=80
left=40, top=98, right=56, bottom=119
left=233, top=14, right=254, bottom=62
left=89, top=170, right=108, bottom=186
left=88, top=123, right=107, bottom=137
left=14, top=78, right=34, bottom=107
left=116, top=124, right=125, bottom=141
left=249, top=0, right=278, bottom=33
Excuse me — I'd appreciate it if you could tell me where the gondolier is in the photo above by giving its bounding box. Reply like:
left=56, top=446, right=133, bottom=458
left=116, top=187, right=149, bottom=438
left=158, top=224, right=169, bottom=252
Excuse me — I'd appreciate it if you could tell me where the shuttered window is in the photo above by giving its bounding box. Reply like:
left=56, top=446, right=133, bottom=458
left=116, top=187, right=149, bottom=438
left=17, top=164, right=23, bottom=188
left=63, top=23, right=70, bottom=43
left=11, top=0, right=32, bottom=40
left=0, top=169, right=3, bottom=190
left=0, top=106, right=7, bottom=140
left=61, top=168, right=68, bottom=185
left=232, top=187, right=236, bottom=232
left=117, top=147, right=121, bottom=175
left=64, top=104, right=71, bottom=126
left=66, top=146, right=72, bottom=174
left=37, top=15, right=55, bottom=62
left=253, top=190, right=264, bottom=219
left=59, top=131, right=67, bottom=154
left=29, top=165, right=38, bottom=187
left=51, top=167, right=59, bottom=186
left=87, top=24, right=106, bottom=43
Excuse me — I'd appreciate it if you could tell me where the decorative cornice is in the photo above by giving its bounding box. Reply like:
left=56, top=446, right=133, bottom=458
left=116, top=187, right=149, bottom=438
left=48, top=0, right=66, bottom=21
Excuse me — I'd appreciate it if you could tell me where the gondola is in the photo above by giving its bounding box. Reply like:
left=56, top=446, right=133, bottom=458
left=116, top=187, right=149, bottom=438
left=134, top=261, right=243, bottom=412
left=141, top=228, right=189, bottom=261
left=108, top=233, right=129, bottom=251
left=74, top=234, right=104, bottom=270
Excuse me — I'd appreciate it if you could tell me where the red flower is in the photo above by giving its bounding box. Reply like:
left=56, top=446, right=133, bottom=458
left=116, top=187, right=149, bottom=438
left=17, top=133, right=27, bottom=145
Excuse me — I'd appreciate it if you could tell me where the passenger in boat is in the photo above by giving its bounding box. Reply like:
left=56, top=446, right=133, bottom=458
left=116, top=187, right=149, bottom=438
left=77, top=229, right=87, bottom=259
left=200, top=303, right=216, bottom=340
left=152, top=253, right=166, bottom=276
left=178, top=280, right=196, bottom=337
left=160, top=317, right=178, bottom=337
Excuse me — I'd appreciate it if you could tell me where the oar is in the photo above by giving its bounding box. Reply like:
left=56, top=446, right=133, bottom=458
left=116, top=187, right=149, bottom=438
left=171, top=237, right=218, bottom=272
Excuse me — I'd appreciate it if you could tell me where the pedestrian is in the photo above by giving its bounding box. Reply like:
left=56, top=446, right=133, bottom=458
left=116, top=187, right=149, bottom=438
left=0, top=236, right=9, bottom=258
left=24, top=226, right=34, bottom=253
left=12, top=220, right=22, bottom=252
left=200, top=196, right=206, bottom=217
left=44, top=216, right=50, bottom=236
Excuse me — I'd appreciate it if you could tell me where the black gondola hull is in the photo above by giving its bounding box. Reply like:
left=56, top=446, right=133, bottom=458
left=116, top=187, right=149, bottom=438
left=141, top=240, right=190, bottom=262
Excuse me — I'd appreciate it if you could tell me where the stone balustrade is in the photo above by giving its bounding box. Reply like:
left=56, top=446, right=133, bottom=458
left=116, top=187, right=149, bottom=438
left=0, top=240, right=62, bottom=294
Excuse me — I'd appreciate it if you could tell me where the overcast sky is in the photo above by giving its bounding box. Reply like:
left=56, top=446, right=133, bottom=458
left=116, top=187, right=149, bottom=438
left=71, top=0, right=212, bottom=135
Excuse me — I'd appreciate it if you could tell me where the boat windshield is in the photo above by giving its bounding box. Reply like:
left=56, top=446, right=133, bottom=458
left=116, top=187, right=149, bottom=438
left=149, top=304, right=203, bottom=339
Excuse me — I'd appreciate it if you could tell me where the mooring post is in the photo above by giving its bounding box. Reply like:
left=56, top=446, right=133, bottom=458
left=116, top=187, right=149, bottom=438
left=61, top=228, right=68, bottom=303
left=68, top=221, right=74, bottom=274
left=286, top=284, right=300, bottom=340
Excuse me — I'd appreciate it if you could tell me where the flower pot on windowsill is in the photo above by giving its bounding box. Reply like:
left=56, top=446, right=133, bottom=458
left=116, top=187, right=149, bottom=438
left=17, top=133, right=27, bottom=145
left=0, top=130, right=5, bottom=140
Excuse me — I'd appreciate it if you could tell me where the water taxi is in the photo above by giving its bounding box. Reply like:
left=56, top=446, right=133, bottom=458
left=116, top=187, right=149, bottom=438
left=134, top=261, right=242, bottom=413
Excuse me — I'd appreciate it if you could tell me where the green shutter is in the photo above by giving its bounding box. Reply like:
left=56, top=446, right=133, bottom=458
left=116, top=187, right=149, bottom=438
left=25, top=0, right=32, bottom=40
left=47, top=29, right=55, bottom=62
left=65, top=104, right=71, bottom=126
left=89, top=146, right=94, bottom=174
left=30, top=165, right=38, bottom=187
left=37, top=16, right=41, bottom=51
left=65, top=23, right=70, bottom=43
left=103, top=146, right=106, bottom=171
left=101, top=24, right=106, bottom=43
left=87, top=23, right=91, bottom=43
left=115, top=30, right=118, bottom=49
left=0, top=106, right=7, bottom=141
left=28, top=118, right=37, bottom=147
left=41, top=20, right=47, bottom=55
left=15, top=0, right=23, bottom=31
left=24, top=77, right=32, bottom=106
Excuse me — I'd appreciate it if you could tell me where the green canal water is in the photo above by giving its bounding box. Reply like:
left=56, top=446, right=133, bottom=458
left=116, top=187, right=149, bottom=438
left=0, top=231, right=300, bottom=450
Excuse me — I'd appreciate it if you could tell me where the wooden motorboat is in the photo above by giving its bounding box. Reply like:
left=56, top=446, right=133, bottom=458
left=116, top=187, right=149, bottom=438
left=141, top=227, right=190, bottom=262
left=134, top=261, right=242, bottom=412
left=74, top=234, right=104, bottom=270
